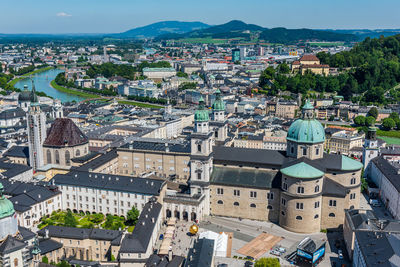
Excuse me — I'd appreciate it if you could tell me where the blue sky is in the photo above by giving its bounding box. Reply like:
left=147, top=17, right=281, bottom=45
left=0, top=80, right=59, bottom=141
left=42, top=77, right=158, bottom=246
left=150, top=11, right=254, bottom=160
left=2, top=0, right=400, bottom=33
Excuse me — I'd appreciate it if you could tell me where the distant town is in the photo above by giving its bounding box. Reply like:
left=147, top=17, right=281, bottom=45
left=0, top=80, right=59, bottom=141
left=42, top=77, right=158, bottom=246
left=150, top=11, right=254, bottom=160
left=0, top=28, right=400, bottom=267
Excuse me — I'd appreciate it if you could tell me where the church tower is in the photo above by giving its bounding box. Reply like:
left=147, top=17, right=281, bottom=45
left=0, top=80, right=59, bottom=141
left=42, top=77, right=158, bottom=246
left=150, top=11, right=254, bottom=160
left=362, top=126, right=379, bottom=173
left=211, top=89, right=228, bottom=143
left=27, top=82, right=46, bottom=171
left=189, top=97, right=213, bottom=215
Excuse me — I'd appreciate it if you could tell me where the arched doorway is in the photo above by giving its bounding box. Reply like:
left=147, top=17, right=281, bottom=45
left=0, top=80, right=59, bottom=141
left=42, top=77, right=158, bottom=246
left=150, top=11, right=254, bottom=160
left=174, top=210, right=180, bottom=220
left=191, top=212, right=197, bottom=221
left=183, top=211, right=188, bottom=221
left=166, top=209, right=171, bottom=218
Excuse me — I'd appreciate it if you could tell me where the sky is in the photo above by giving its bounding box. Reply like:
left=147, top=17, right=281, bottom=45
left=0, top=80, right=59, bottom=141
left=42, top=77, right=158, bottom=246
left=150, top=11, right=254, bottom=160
left=2, top=0, right=400, bottom=34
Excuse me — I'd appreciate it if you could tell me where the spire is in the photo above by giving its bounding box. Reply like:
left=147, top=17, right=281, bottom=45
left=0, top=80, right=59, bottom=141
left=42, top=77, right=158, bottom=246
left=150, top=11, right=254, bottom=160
left=30, top=78, right=39, bottom=104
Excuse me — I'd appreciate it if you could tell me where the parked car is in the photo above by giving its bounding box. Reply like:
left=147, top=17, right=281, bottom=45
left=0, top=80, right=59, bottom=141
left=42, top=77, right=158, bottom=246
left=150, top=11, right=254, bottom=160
left=370, top=199, right=382, bottom=207
left=338, top=249, right=343, bottom=259
left=270, top=250, right=281, bottom=256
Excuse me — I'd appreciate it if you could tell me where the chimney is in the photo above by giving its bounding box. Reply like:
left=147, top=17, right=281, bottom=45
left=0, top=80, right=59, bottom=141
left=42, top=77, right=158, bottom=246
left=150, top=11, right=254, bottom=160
left=45, top=228, right=49, bottom=238
left=165, top=143, right=169, bottom=152
left=152, top=217, right=155, bottom=223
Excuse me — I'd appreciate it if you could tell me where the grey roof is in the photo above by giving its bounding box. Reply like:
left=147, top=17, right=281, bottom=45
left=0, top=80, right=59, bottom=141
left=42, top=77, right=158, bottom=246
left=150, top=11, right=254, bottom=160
left=145, top=255, right=184, bottom=267
left=372, top=156, right=400, bottom=192
left=322, top=178, right=347, bottom=198
left=3, top=146, right=29, bottom=159
left=0, top=235, right=26, bottom=254
left=74, top=150, right=118, bottom=172
left=0, top=108, right=25, bottom=120
left=37, top=226, right=123, bottom=244
left=38, top=239, right=63, bottom=254
left=120, top=200, right=162, bottom=253
left=185, top=238, right=214, bottom=267
left=120, top=140, right=190, bottom=154
left=18, top=226, right=36, bottom=241
left=213, top=146, right=286, bottom=167
left=355, top=231, right=400, bottom=267
left=0, top=160, right=32, bottom=179
left=211, top=166, right=281, bottom=189
left=53, top=171, right=165, bottom=196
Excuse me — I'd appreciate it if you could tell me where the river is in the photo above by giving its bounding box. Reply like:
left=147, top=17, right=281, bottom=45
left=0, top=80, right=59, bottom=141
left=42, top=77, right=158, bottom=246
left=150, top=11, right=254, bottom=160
left=14, top=68, right=85, bottom=103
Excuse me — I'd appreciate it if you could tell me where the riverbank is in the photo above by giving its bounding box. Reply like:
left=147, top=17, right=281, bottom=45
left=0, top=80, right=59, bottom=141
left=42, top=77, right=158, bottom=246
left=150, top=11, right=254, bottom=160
left=50, top=80, right=99, bottom=99
left=8, top=66, right=54, bottom=87
left=117, top=100, right=163, bottom=109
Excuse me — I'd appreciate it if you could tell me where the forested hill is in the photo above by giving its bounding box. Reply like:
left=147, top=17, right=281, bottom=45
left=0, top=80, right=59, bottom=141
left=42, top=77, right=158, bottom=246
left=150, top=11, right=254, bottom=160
left=260, top=28, right=356, bottom=43
left=259, top=34, right=400, bottom=105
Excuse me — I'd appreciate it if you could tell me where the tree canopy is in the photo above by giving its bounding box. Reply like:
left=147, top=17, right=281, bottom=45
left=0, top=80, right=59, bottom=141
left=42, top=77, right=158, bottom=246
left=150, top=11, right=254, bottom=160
left=254, top=257, right=281, bottom=267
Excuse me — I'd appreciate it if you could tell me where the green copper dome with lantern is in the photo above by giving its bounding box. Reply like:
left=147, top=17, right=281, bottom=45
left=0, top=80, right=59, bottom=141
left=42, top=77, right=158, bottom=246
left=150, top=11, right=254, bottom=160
left=194, top=96, right=210, bottom=122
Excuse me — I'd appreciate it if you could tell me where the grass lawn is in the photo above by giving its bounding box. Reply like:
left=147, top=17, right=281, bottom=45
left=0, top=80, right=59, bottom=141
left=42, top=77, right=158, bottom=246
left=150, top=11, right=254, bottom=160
left=377, top=129, right=400, bottom=139
left=8, top=66, right=54, bottom=87
left=50, top=80, right=99, bottom=99
left=377, top=136, right=400, bottom=145
left=117, top=100, right=163, bottom=109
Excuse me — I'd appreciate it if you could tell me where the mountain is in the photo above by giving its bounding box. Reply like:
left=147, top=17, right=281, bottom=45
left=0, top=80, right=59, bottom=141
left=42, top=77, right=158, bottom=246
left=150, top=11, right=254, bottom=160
left=323, top=29, right=400, bottom=40
left=157, top=20, right=264, bottom=39
left=259, top=28, right=357, bottom=43
left=118, top=21, right=210, bottom=38
left=157, top=20, right=357, bottom=43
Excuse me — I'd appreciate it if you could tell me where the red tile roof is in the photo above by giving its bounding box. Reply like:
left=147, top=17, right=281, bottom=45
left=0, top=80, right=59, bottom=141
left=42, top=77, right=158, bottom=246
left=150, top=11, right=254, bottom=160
left=300, top=54, right=319, bottom=62
left=44, top=118, right=88, bottom=147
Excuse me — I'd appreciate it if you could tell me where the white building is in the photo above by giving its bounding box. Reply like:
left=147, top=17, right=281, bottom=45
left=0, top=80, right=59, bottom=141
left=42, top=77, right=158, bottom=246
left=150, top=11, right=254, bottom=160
left=53, top=172, right=166, bottom=217
left=143, top=67, right=176, bottom=81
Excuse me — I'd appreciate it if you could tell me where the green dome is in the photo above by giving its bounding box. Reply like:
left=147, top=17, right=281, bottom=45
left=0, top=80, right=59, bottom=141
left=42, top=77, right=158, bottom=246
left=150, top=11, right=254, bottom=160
left=281, top=162, right=324, bottom=178
left=286, top=100, right=325, bottom=144
left=0, top=183, right=15, bottom=219
left=194, top=97, right=209, bottom=122
left=212, top=89, right=225, bottom=111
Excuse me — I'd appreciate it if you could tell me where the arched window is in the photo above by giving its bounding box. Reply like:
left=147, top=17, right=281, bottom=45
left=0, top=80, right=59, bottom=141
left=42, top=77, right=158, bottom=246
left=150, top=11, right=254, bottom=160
left=197, top=144, right=201, bottom=152
left=290, top=146, right=294, bottom=154
left=46, top=150, right=52, bottom=164
left=14, top=258, right=18, bottom=267
left=350, top=178, right=356, bottom=185
left=267, top=205, right=273, bottom=210
left=315, top=185, right=320, bottom=192
left=281, top=211, right=285, bottom=216
left=217, top=200, right=223, bottom=205
left=233, top=202, right=239, bottom=206
left=314, top=214, right=319, bottom=219
left=250, top=203, right=256, bottom=208
left=350, top=205, right=355, bottom=210
left=296, top=216, right=302, bottom=220
left=76, top=149, right=80, bottom=157
left=65, top=151, right=71, bottom=166
left=55, top=150, right=60, bottom=164
left=329, top=213, right=336, bottom=217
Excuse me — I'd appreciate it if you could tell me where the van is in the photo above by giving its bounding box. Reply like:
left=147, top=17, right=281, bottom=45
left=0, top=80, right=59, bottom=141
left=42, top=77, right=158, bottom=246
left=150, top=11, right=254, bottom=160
left=370, top=199, right=382, bottom=207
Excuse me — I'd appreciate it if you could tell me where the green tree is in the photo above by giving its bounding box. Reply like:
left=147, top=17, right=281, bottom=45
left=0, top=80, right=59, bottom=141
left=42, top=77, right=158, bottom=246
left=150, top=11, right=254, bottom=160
left=255, top=257, right=280, bottom=267
left=64, top=210, right=77, bottom=227
left=382, top=118, right=396, bottom=130
left=126, top=206, right=140, bottom=226
left=367, top=107, right=379, bottom=119
left=365, top=116, right=376, bottom=127
left=278, top=63, right=290, bottom=74
left=42, top=256, right=49, bottom=264
left=389, top=112, right=400, bottom=123
left=354, top=115, right=366, bottom=126
left=176, top=71, right=188, bottom=78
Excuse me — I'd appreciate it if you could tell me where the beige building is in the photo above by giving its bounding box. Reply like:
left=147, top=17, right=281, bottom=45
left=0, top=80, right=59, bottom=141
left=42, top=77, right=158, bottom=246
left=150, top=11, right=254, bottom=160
left=292, top=54, right=330, bottom=76
left=38, top=226, right=123, bottom=262
left=275, top=101, right=298, bottom=119
left=209, top=101, right=363, bottom=233
left=325, top=127, right=364, bottom=155
left=43, top=118, right=90, bottom=167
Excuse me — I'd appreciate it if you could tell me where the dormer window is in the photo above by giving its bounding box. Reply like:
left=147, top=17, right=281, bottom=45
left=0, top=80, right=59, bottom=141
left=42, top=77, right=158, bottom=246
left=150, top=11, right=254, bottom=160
left=302, top=147, right=307, bottom=156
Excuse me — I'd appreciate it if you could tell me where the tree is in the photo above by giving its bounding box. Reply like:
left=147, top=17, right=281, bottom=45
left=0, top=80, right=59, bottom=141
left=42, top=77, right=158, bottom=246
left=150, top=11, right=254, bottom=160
left=354, top=115, right=366, bottom=126
left=382, top=118, right=396, bottom=130
left=176, top=71, right=188, bottom=78
left=64, top=210, right=77, bottom=227
left=278, top=63, right=290, bottom=74
left=367, top=107, right=379, bottom=119
left=365, top=116, right=376, bottom=127
left=255, top=257, right=280, bottom=267
left=126, top=206, right=140, bottom=226
left=329, top=115, right=335, bottom=121
left=389, top=112, right=400, bottom=123
left=42, top=256, right=49, bottom=264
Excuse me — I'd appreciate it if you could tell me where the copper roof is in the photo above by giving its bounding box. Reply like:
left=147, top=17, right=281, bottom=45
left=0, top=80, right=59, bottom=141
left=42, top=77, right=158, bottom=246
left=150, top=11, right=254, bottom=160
left=44, top=118, right=88, bottom=147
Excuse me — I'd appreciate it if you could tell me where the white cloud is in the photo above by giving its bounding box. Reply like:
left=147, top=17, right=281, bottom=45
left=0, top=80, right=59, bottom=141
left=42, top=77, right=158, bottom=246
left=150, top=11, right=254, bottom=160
left=57, top=12, right=72, bottom=17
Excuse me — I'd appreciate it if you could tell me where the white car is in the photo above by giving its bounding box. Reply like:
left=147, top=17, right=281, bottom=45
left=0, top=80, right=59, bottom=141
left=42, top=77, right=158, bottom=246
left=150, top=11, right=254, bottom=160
left=338, top=249, right=343, bottom=259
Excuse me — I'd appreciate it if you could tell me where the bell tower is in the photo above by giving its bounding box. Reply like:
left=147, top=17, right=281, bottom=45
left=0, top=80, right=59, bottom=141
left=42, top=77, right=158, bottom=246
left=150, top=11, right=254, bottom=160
left=189, top=97, right=213, bottom=215
left=362, top=126, right=379, bottom=173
